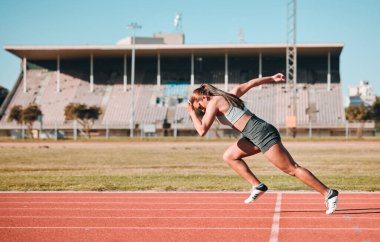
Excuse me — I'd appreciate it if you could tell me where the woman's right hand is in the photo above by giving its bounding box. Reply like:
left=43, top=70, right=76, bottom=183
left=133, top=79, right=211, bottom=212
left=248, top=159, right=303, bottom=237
left=186, top=101, right=194, bottom=113
left=272, top=73, right=286, bottom=83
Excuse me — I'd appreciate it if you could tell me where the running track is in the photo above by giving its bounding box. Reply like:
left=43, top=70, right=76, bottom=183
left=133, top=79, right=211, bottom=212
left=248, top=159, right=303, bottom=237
left=0, top=192, right=379, bottom=242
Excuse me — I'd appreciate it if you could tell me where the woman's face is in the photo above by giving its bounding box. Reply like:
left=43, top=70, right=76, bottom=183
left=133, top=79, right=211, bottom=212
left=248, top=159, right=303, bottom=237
left=192, top=95, right=208, bottom=113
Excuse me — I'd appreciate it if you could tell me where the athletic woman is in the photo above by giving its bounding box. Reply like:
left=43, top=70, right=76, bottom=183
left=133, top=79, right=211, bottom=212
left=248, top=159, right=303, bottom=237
left=186, top=73, right=338, bottom=214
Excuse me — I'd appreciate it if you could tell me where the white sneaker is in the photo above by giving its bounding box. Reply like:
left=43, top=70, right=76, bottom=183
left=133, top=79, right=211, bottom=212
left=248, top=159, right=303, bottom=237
left=325, top=189, right=339, bottom=214
left=244, top=183, right=268, bottom=204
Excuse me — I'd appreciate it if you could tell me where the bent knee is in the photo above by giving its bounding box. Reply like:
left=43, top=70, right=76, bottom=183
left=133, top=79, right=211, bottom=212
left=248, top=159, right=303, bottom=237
left=222, top=151, right=232, bottom=162
left=223, top=151, right=238, bottom=163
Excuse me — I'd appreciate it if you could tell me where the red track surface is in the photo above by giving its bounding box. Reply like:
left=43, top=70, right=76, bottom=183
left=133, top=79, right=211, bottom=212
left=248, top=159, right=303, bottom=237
left=0, top=192, right=379, bottom=242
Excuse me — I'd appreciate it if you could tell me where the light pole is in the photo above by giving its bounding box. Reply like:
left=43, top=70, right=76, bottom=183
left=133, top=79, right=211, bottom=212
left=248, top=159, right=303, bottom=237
left=127, top=22, right=142, bottom=137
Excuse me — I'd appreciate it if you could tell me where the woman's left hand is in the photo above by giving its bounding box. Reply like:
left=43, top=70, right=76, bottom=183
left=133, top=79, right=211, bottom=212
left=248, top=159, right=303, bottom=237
left=272, top=73, right=286, bottom=83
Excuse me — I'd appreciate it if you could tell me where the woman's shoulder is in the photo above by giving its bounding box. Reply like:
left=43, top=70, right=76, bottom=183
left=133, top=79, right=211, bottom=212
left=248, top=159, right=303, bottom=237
left=213, top=95, right=228, bottom=104
left=213, top=96, right=230, bottom=113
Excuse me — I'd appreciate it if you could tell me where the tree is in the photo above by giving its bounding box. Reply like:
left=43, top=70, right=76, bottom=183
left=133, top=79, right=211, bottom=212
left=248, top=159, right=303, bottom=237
left=7, top=105, right=23, bottom=124
left=372, top=96, right=380, bottom=129
left=0, top=86, right=9, bottom=107
left=345, top=105, right=373, bottom=137
left=64, top=103, right=102, bottom=138
left=23, top=104, right=42, bottom=138
left=7, top=104, right=42, bottom=139
left=372, top=97, right=380, bottom=121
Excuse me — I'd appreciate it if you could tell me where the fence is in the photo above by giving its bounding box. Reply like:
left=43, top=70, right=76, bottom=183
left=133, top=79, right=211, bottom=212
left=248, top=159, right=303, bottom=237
left=0, top=119, right=377, bottom=140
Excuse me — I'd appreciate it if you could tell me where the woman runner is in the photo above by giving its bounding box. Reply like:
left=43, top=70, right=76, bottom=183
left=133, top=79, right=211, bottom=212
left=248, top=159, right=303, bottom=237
left=186, top=73, right=338, bottom=214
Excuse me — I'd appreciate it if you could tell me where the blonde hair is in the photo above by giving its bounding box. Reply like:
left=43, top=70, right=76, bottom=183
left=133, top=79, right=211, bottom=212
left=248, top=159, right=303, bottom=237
left=190, top=84, right=244, bottom=109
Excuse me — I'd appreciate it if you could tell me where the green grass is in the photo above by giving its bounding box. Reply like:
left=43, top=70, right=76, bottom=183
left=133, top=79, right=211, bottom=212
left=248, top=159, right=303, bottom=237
left=1, top=135, right=380, bottom=142
left=0, top=141, right=379, bottom=191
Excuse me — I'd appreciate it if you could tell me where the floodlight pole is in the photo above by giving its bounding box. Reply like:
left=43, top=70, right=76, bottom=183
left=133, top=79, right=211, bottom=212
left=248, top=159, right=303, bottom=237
left=23, top=57, right=27, bottom=93
left=286, top=0, right=297, bottom=137
left=123, top=54, right=127, bottom=92
left=128, top=22, right=142, bottom=138
left=56, top=55, right=60, bottom=92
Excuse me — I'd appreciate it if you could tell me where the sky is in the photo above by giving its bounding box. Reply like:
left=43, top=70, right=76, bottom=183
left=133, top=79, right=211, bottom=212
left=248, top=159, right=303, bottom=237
left=0, top=0, right=379, bottom=100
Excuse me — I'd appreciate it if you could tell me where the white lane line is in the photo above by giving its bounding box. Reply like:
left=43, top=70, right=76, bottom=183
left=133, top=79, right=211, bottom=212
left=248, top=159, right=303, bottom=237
left=0, top=192, right=253, bottom=195
left=1, top=215, right=379, bottom=220
left=0, top=202, right=269, bottom=205
left=0, top=226, right=270, bottom=230
left=269, top=193, right=282, bottom=242
left=0, top=216, right=273, bottom=219
left=0, top=202, right=273, bottom=205
left=0, top=207, right=378, bottom=212
left=1, top=195, right=379, bottom=199
left=0, top=201, right=378, bottom=205
left=1, top=191, right=380, bottom=194
left=0, top=227, right=379, bottom=231
left=0, top=208, right=277, bottom=211
left=1, top=196, right=379, bottom=200
left=0, top=196, right=252, bottom=199
left=282, top=228, right=380, bottom=230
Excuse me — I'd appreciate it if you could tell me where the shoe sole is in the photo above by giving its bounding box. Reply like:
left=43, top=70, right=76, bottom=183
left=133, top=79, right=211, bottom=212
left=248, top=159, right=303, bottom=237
left=326, top=196, right=338, bottom=214
left=244, top=191, right=265, bottom=204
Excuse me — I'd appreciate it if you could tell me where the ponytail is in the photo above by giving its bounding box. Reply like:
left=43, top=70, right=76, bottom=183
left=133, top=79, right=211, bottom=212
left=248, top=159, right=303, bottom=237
left=190, top=84, right=245, bottom=109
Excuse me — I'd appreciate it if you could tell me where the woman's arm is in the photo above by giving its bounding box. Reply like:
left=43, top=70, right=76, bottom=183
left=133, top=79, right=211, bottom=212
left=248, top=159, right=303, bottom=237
left=186, top=101, right=218, bottom=137
left=230, top=73, right=286, bottom=97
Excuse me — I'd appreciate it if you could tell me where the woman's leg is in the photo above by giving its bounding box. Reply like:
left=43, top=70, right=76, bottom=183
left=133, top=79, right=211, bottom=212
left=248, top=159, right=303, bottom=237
left=263, top=141, right=329, bottom=196
left=223, top=137, right=262, bottom=186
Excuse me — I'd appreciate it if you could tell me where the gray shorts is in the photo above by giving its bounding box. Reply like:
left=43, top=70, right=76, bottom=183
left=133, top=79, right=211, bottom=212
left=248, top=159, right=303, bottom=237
left=241, top=115, right=281, bottom=153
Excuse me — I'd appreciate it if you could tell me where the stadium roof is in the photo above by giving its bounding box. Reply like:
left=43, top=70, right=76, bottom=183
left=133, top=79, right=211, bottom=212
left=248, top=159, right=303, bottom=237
left=4, top=43, right=343, bottom=60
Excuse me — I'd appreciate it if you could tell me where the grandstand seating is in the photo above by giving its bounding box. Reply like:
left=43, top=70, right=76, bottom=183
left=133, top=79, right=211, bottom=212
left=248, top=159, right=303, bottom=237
left=39, top=72, right=80, bottom=125
left=72, top=79, right=106, bottom=107
left=102, top=84, right=132, bottom=126
left=297, top=86, right=309, bottom=124
left=274, top=84, right=289, bottom=127
left=163, top=83, right=188, bottom=98
left=314, top=83, right=345, bottom=124
left=7, top=70, right=45, bottom=108
left=174, top=105, right=192, bottom=128
left=134, top=85, right=167, bottom=125
left=0, top=68, right=346, bottom=131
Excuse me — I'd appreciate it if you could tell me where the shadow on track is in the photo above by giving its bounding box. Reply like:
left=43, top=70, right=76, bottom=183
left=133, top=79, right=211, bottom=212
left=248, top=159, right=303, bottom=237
left=335, top=207, right=380, bottom=215
left=278, top=207, right=380, bottom=215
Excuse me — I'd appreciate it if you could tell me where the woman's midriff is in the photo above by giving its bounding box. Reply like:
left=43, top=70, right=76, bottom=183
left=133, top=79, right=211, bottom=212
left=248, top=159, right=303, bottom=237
left=231, top=113, right=252, bottom=132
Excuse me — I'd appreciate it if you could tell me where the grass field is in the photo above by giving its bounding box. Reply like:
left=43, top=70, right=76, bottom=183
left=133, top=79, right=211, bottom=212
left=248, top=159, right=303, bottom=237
left=0, top=140, right=379, bottom=191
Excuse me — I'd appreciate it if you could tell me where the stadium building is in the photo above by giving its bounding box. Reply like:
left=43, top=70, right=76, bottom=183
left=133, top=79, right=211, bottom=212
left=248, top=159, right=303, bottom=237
left=0, top=33, right=349, bottom=138
left=346, top=80, right=376, bottom=107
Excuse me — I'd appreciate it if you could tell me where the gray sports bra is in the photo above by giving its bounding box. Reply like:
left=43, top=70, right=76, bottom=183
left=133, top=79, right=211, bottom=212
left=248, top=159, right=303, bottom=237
left=216, top=105, right=249, bottom=127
